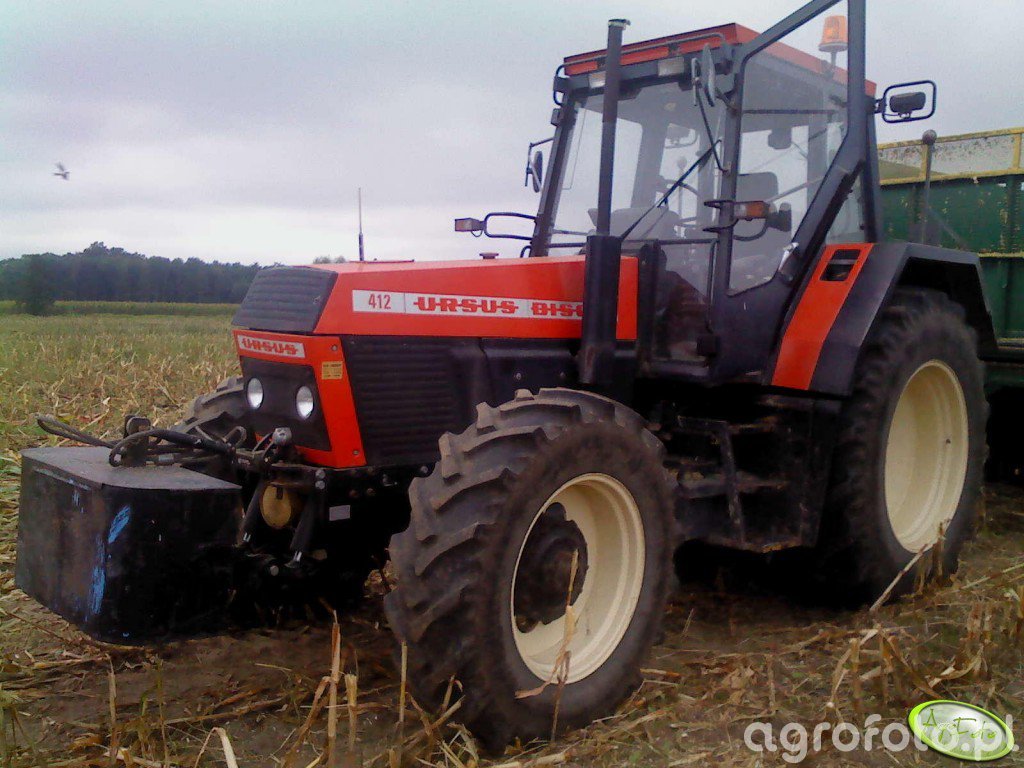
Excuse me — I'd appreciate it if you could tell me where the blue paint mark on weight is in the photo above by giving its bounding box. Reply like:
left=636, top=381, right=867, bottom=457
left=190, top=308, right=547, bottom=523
left=88, top=563, right=105, bottom=616
left=108, top=506, right=131, bottom=544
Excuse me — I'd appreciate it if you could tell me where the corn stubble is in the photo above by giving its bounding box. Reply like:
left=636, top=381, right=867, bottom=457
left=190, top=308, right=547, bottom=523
left=0, top=311, right=1021, bottom=767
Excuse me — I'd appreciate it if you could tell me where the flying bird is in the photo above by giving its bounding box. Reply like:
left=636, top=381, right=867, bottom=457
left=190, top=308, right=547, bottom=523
left=53, top=163, right=70, bottom=180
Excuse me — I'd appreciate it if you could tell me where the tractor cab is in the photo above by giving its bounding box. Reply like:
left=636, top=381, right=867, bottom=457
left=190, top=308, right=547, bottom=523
left=540, top=0, right=874, bottom=384
left=462, top=0, right=933, bottom=387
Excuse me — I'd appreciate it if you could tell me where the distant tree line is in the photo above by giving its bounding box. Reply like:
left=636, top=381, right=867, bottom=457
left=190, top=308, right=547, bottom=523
left=0, top=243, right=263, bottom=311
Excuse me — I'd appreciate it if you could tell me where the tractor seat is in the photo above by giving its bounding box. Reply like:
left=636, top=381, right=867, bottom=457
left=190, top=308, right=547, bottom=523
left=586, top=206, right=683, bottom=243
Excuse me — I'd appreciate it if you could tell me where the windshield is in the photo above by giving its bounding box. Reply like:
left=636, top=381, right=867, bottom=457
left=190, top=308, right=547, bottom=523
left=548, top=78, right=726, bottom=250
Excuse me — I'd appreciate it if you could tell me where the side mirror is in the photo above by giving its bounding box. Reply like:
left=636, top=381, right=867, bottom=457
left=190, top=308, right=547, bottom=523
left=455, top=213, right=536, bottom=242
left=881, top=80, right=936, bottom=124
left=524, top=137, right=553, bottom=192
left=529, top=150, right=544, bottom=193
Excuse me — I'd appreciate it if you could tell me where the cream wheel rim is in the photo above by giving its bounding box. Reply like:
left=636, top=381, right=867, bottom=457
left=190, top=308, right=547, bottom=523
left=883, top=360, right=969, bottom=552
left=511, top=473, right=645, bottom=683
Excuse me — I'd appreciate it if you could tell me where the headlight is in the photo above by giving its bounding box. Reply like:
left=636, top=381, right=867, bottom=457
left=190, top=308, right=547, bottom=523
left=295, top=385, right=315, bottom=420
left=246, top=378, right=264, bottom=409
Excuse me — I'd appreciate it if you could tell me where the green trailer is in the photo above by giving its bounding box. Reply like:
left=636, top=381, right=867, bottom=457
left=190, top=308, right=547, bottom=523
left=880, top=127, right=1024, bottom=475
left=880, top=127, right=1024, bottom=343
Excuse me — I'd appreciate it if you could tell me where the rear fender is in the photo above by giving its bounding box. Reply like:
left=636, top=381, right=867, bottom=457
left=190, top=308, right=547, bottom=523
left=773, top=242, right=997, bottom=397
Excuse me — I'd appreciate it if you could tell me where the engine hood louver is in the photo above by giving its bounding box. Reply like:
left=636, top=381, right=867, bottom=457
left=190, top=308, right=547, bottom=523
left=233, top=267, right=337, bottom=333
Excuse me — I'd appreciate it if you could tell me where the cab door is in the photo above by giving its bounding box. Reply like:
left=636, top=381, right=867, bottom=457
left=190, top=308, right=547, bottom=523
left=705, top=0, right=872, bottom=382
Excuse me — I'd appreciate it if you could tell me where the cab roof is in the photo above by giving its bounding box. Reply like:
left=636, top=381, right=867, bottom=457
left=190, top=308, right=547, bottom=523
left=563, top=24, right=756, bottom=76
left=563, top=22, right=875, bottom=96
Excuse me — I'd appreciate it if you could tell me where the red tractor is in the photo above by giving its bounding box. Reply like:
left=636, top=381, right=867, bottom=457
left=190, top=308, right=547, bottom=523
left=18, top=0, right=993, bottom=749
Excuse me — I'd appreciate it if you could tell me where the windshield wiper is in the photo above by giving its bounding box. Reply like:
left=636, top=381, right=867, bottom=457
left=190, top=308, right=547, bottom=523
left=619, top=142, right=720, bottom=241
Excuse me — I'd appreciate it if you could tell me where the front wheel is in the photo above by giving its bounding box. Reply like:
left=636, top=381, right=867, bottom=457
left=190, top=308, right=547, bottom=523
left=814, top=289, right=986, bottom=603
left=384, top=389, right=674, bottom=750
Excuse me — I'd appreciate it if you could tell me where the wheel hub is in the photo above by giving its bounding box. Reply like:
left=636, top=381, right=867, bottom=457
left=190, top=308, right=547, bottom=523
left=513, top=503, right=589, bottom=629
left=511, top=473, right=646, bottom=684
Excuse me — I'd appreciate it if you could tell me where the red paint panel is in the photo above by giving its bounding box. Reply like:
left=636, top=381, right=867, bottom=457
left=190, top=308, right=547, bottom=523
left=771, top=244, right=874, bottom=391
left=233, top=330, right=366, bottom=468
left=311, top=255, right=638, bottom=341
left=620, top=45, right=671, bottom=67
left=564, top=24, right=747, bottom=74
left=565, top=60, right=599, bottom=76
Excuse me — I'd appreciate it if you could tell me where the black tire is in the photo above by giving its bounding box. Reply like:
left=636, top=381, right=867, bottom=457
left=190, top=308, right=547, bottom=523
left=813, top=289, right=986, bottom=604
left=173, top=376, right=250, bottom=442
left=384, top=388, right=674, bottom=751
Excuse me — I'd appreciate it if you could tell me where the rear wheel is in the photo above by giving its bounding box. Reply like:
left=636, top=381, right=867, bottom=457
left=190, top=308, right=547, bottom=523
left=385, top=389, right=674, bottom=750
left=815, top=289, right=986, bottom=602
left=884, top=361, right=970, bottom=551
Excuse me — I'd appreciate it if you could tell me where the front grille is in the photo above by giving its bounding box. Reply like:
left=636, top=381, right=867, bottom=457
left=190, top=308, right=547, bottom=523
left=342, top=337, right=483, bottom=466
left=233, top=267, right=336, bottom=333
left=238, top=358, right=331, bottom=451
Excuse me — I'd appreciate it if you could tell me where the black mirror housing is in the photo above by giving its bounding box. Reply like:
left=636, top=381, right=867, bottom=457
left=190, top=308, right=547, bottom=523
left=889, top=91, right=926, bottom=115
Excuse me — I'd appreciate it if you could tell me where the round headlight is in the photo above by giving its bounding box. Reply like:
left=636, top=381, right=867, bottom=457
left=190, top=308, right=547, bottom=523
left=295, top=385, right=315, bottom=420
left=246, top=378, right=264, bottom=409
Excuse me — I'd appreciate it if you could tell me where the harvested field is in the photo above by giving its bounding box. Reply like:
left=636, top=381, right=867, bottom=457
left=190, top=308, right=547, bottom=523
left=0, top=309, right=1021, bottom=766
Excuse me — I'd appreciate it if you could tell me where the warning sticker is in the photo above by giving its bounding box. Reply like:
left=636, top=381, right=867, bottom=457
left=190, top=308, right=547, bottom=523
left=321, top=361, right=345, bottom=380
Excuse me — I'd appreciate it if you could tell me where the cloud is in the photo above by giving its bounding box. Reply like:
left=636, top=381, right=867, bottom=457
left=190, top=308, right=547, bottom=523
left=2, top=1, right=1021, bottom=263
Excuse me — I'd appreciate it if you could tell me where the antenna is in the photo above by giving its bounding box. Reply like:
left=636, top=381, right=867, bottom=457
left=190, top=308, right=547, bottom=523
left=358, top=188, right=366, bottom=262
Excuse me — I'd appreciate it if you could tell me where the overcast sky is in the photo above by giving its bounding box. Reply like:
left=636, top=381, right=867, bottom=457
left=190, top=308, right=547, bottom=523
left=2, top=1, right=1021, bottom=265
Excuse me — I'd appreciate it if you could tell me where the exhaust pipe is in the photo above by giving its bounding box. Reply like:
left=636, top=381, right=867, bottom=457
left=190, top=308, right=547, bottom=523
left=580, top=18, right=630, bottom=387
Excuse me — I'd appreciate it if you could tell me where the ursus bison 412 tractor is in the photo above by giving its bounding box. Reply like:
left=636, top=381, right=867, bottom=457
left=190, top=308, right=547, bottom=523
left=17, top=0, right=1001, bottom=749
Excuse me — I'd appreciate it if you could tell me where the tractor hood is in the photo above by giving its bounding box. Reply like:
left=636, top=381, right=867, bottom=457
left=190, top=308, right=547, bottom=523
left=234, top=256, right=638, bottom=341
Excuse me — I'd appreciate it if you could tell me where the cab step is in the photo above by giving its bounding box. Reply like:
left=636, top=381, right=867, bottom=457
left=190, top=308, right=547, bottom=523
left=701, top=532, right=805, bottom=554
left=666, top=456, right=720, bottom=475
